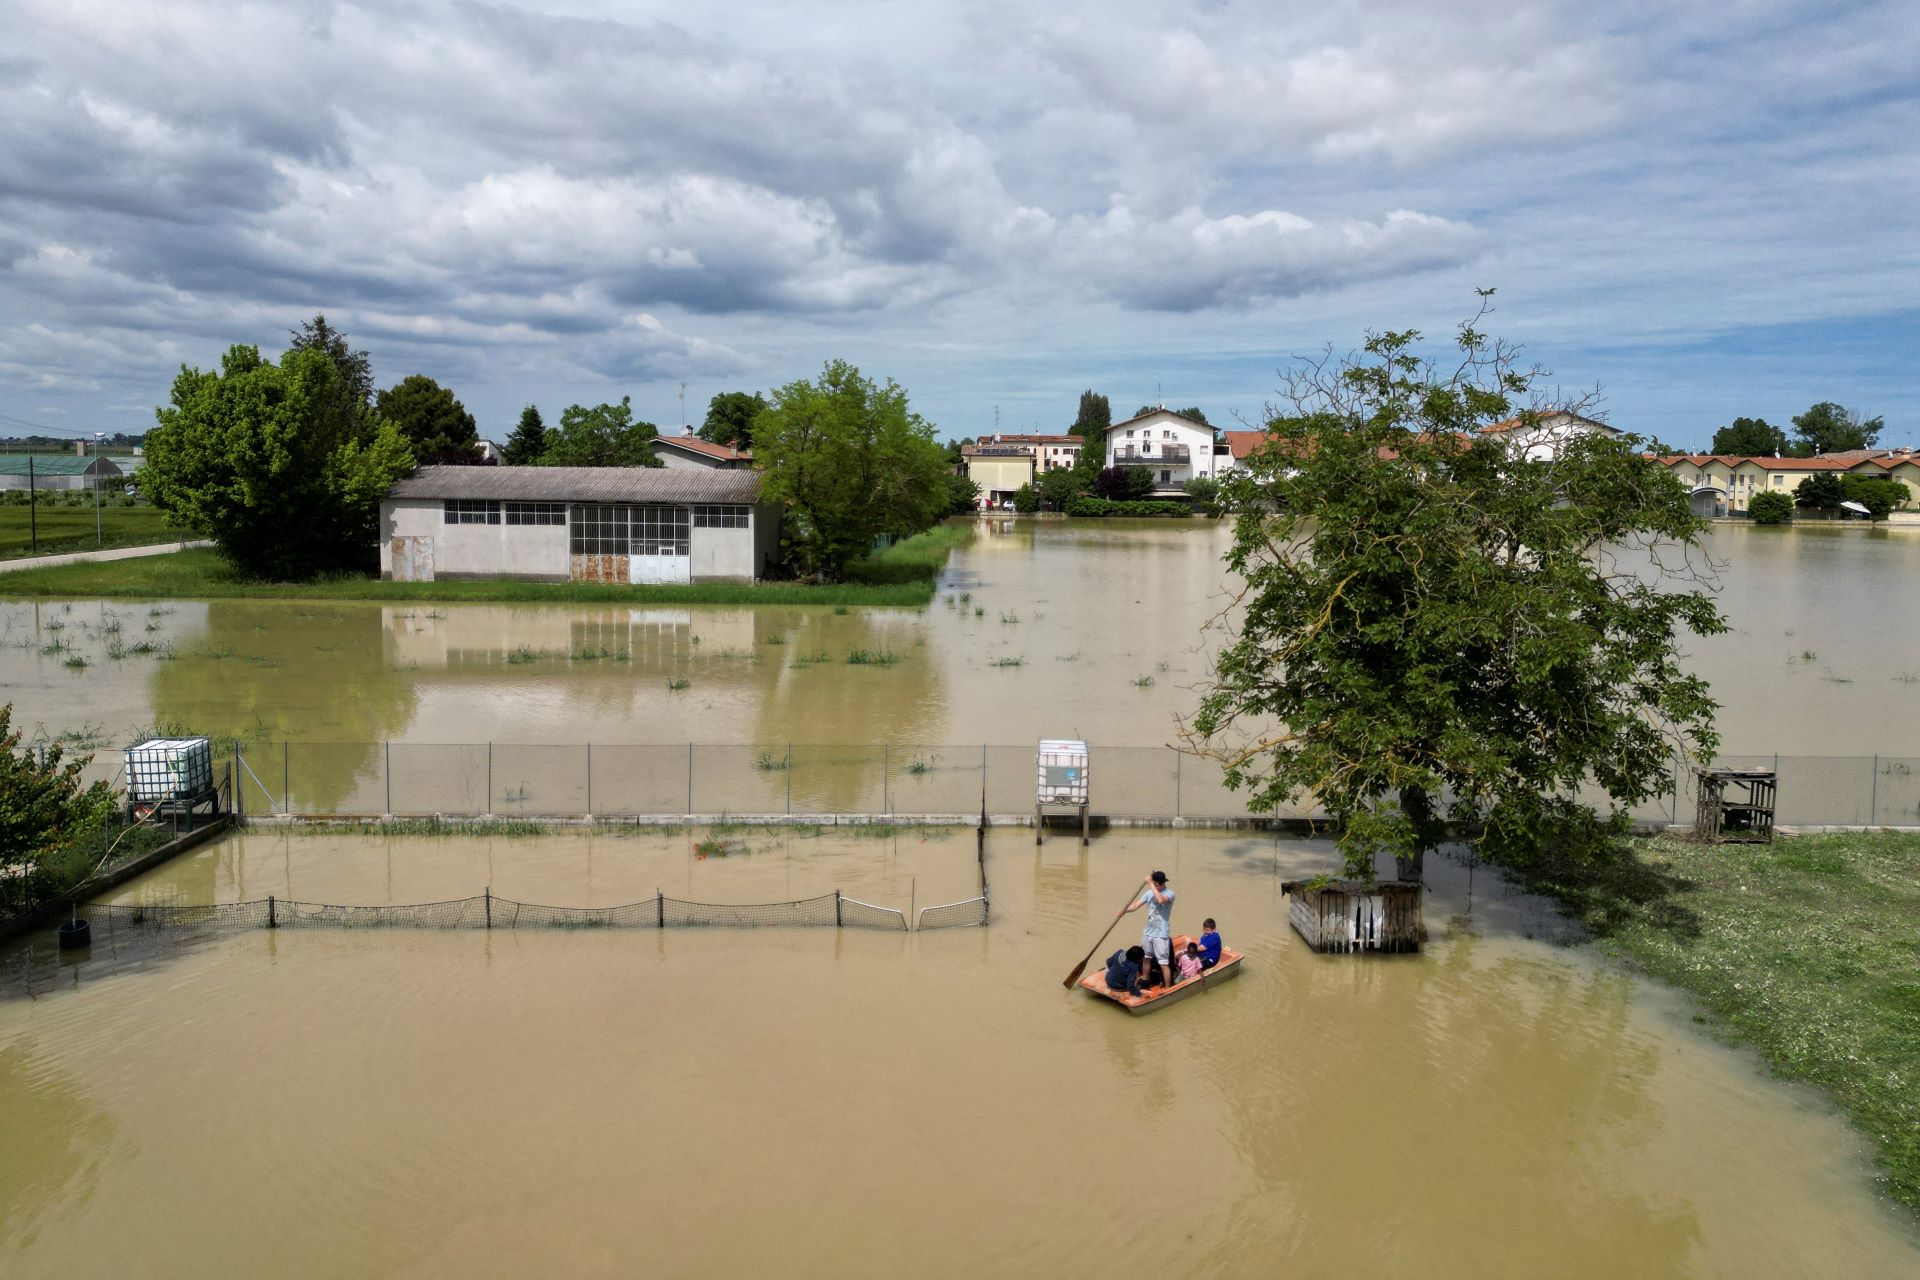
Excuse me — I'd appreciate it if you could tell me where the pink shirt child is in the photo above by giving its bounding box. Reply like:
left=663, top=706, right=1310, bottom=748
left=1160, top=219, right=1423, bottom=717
left=1176, top=951, right=1203, bottom=981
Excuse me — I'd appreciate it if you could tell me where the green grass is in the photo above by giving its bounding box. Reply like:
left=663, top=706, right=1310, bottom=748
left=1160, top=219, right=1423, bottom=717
left=844, top=648, right=900, bottom=666
left=1515, top=832, right=1920, bottom=1214
left=0, top=547, right=936, bottom=606
left=0, top=502, right=180, bottom=560
left=843, top=524, right=971, bottom=584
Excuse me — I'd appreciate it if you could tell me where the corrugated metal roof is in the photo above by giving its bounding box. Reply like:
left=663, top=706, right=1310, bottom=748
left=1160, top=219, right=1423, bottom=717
left=387, top=465, right=763, bottom=503
left=0, top=455, right=124, bottom=476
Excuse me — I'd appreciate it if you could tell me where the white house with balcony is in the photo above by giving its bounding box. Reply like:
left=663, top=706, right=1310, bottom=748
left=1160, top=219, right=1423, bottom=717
left=1104, top=409, right=1223, bottom=494
left=1478, top=410, right=1620, bottom=462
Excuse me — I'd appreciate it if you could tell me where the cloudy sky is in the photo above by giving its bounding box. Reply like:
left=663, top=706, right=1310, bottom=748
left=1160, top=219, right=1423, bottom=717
left=2, top=0, right=1915, bottom=448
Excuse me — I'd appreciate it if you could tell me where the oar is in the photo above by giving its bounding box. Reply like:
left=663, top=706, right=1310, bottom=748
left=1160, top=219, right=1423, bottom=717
left=1063, top=884, right=1141, bottom=990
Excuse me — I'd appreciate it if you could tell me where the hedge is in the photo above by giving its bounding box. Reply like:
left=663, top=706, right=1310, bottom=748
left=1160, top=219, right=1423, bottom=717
left=1063, top=496, right=1193, bottom=518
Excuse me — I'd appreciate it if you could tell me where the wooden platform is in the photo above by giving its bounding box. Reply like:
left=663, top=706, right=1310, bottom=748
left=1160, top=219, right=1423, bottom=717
left=1078, top=933, right=1243, bottom=1014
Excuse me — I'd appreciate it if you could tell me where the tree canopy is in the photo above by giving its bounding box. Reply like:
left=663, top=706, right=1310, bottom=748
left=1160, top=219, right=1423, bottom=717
left=754, top=359, right=948, bottom=579
left=376, top=374, right=479, bottom=465
left=142, top=343, right=414, bottom=579
left=0, top=703, right=111, bottom=917
left=699, top=391, right=768, bottom=449
left=1189, top=300, right=1724, bottom=882
left=1073, top=390, right=1111, bottom=449
left=1793, top=472, right=1845, bottom=510
left=288, top=314, right=375, bottom=444
left=1840, top=473, right=1906, bottom=519
left=502, top=405, right=549, bottom=465
left=1709, top=416, right=1787, bottom=456
left=1136, top=404, right=1209, bottom=426
left=1791, top=402, right=1883, bottom=456
left=539, top=397, right=663, bottom=468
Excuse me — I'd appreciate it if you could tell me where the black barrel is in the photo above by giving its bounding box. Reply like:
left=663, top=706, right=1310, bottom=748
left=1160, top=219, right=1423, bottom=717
left=56, top=918, right=92, bottom=949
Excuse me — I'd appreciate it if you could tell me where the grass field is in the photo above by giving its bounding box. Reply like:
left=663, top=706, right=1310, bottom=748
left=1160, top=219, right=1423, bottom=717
left=0, top=547, right=938, bottom=606
left=0, top=503, right=181, bottom=559
left=1518, top=831, right=1920, bottom=1214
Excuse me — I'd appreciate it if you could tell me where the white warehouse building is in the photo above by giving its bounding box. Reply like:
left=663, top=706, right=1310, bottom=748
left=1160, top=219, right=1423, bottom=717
left=380, top=466, right=781, bottom=585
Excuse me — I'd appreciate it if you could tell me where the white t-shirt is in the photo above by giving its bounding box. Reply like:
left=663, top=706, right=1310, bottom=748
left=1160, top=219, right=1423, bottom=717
left=1139, top=887, right=1174, bottom=939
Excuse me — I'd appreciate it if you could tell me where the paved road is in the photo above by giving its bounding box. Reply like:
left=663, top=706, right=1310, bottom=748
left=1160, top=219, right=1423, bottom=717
left=0, top=539, right=212, bottom=572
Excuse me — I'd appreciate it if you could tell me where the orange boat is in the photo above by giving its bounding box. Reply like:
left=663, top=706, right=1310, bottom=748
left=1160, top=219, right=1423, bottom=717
left=1078, top=933, right=1243, bottom=1013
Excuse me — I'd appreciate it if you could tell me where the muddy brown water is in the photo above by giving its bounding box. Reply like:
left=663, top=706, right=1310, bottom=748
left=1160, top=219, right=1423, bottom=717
left=3, top=520, right=1917, bottom=763
left=2, top=827, right=1917, bottom=1277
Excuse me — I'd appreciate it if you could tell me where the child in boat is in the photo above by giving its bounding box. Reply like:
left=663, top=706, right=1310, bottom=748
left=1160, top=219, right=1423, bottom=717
left=1198, top=919, right=1223, bottom=971
left=1104, top=945, right=1146, bottom=996
left=1176, top=941, right=1204, bottom=983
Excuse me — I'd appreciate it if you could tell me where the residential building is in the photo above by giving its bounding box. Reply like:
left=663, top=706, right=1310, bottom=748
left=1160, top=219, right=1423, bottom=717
left=0, top=454, right=126, bottom=492
left=983, top=433, right=1083, bottom=472
left=961, top=443, right=1036, bottom=506
left=1105, top=409, right=1224, bottom=494
left=1658, top=450, right=1920, bottom=516
left=1479, top=410, right=1621, bottom=461
left=380, top=466, right=779, bottom=585
left=1217, top=431, right=1267, bottom=470
left=653, top=435, right=753, bottom=470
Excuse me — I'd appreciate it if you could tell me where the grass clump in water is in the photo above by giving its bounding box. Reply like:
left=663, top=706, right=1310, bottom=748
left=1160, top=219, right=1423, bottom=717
left=755, top=750, right=789, bottom=772
left=506, top=646, right=541, bottom=664
left=844, top=648, right=899, bottom=666
left=666, top=676, right=691, bottom=691
left=990, top=656, right=1023, bottom=668
left=1514, top=831, right=1920, bottom=1214
left=1133, top=674, right=1155, bottom=688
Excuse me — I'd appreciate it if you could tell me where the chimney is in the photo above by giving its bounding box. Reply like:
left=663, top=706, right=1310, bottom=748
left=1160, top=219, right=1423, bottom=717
left=75, top=440, right=87, bottom=456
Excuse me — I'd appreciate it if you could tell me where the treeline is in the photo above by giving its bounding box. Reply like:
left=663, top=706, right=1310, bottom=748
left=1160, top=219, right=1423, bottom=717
left=1708, top=404, right=1888, bottom=457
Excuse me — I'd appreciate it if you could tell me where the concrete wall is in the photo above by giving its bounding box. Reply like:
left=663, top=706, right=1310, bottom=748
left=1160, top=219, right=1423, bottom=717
left=658, top=450, right=723, bottom=470
left=967, top=457, right=1033, bottom=500
left=692, top=525, right=753, bottom=581
left=379, top=498, right=569, bottom=582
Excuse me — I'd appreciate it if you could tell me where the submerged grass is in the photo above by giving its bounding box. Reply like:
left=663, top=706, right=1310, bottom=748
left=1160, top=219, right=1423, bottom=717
left=1515, top=831, right=1920, bottom=1214
left=0, top=547, right=935, bottom=607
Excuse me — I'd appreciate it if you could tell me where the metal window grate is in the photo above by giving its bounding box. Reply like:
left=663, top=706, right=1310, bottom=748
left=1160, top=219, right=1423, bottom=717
left=444, top=499, right=501, bottom=525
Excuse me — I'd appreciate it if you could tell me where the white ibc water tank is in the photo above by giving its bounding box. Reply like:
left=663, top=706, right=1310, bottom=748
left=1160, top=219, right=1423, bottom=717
left=125, top=737, right=214, bottom=802
left=1036, top=738, right=1089, bottom=806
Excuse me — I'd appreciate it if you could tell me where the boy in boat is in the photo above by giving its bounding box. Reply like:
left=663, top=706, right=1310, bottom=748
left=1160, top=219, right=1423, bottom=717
left=1198, top=919, right=1223, bottom=971
left=1104, top=945, right=1146, bottom=997
left=1122, top=870, right=1175, bottom=987
left=1176, top=941, right=1204, bottom=983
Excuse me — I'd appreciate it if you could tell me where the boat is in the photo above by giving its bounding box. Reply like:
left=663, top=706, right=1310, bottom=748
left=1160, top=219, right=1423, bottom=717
left=1078, top=933, right=1243, bottom=1014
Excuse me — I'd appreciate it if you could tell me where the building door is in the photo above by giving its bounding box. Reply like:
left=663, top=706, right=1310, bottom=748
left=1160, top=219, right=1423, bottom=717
left=627, top=505, right=691, bottom=584
left=390, top=536, right=434, bottom=582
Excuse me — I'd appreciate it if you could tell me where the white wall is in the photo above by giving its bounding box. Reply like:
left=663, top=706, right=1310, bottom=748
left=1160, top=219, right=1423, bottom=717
left=658, top=450, right=722, bottom=470
left=691, top=525, right=754, bottom=581
left=1105, top=411, right=1219, bottom=480
left=379, top=499, right=569, bottom=581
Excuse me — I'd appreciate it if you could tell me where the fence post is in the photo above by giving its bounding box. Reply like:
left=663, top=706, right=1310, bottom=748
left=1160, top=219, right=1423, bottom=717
left=283, top=741, right=290, bottom=816
left=268, top=894, right=276, bottom=929
left=786, top=743, right=792, bottom=815
left=586, top=743, right=593, bottom=817
left=235, top=745, right=244, bottom=819
left=687, top=743, right=694, bottom=814
left=657, top=889, right=664, bottom=928
left=1871, top=754, right=1878, bottom=826
left=385, top=741, right=392, bottom=815
left=883, top=743, right=890, bottom=814
left=835, top=889, right=843, bottom=928
left=485, top=886, right=492, bottom=929
left=487, top=743, right=493, bottom=815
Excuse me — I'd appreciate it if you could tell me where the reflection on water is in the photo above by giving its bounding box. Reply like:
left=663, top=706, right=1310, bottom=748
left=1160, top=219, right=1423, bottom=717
left=1, top=828, right=1915, bottom=1277
left=0, top=521, right=1915, bottom=765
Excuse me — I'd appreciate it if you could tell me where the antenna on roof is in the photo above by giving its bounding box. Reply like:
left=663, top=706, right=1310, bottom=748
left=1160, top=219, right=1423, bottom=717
left=994, top=404, right=1000, bottom=431
left=679, top=382, right=688, bottom=433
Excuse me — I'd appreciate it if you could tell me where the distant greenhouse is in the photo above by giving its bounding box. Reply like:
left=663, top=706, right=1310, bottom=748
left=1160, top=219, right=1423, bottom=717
left=0, top=454, right=126, bottom=492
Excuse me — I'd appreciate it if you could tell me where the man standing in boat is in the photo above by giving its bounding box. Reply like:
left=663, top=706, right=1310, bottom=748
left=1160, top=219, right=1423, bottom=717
left=1122, top=870, right=1175, bottom=988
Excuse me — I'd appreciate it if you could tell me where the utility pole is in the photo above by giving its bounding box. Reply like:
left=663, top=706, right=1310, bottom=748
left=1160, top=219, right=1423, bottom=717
left=27, top=456, right=35, bottom=554
left=679, top=382, right=688, bottom=434
left=93, top=432, right=105, bottom=546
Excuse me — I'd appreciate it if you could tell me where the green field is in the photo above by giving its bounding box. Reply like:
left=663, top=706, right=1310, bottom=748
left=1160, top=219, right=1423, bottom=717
left=0, top=502, right=180, bottom=559
left=0, top=547, right=937, bottom=606
left=1521, top=831, right=1920, bottom=1213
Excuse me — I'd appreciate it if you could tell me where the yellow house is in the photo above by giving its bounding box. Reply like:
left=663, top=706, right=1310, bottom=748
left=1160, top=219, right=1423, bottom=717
left=1661, top=452, right=1918, bottom=515
left=1850, top=456, right=1920, bottom=507
left=961, top=444, right=1036, bottom=507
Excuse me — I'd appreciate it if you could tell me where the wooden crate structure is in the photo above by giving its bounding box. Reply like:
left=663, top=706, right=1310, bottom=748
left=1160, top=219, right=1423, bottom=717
left=1694, top=768, right=1776, bottom=843
left=1280, top=879, right=1422, bottom=954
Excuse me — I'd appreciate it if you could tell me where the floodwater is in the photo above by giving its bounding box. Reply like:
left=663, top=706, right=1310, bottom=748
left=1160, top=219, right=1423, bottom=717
left=3, top=828, right=1916, bottom=1277
left=3, top=520, right=1917, bottom=765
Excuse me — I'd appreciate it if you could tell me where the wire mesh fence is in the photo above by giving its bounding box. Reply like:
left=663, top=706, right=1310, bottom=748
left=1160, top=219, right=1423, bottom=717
left=917, top=896, right=990, bottom=930
left=79, top=889, right=911, bottom=934
left=68, top=744, right=1920, bottom=828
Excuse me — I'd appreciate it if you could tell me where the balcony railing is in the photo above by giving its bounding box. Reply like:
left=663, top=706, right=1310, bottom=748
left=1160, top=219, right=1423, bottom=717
left=1112, top=445, right=1191, bottom=465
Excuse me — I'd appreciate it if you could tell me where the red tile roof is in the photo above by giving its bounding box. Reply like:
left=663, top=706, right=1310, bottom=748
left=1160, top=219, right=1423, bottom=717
left=1480, top=411, right=1618, bottom=435
left=1220, top=431, right=1266, bottom=459
left=655, top=436, right=750, bottom=463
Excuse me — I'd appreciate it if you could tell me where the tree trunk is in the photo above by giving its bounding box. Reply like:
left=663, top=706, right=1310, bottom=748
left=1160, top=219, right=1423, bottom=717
left=1394, top=848, right=1425, bottom=884
left=1396, top=784, right=1438, bottom=885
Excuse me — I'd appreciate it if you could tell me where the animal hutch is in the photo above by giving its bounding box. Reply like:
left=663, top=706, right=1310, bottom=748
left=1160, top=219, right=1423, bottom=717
left=1694, top=767, right=1777, bottom=843
left=1280, top=879, right=1423, bottom=954
left=1035, top=738, right=1089, bottom=844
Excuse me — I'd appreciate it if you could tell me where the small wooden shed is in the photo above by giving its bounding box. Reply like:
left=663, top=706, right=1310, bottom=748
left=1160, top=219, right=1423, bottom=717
left=1694, top=768, right=1776, bottom=844
left=1280, top=879, right=1423, bottom=954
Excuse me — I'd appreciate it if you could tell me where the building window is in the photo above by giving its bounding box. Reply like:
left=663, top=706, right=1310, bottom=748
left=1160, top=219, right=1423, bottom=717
left=570, top=504, right=627, bottom=555
left=1160, top=470, right=1171, bottom=484
left=505, top=501, right=566, bottom=525
left=444, top=499, right=500, bottom=525
left=692, top=504, right=749, bottom=529
left=569, top=504, right=689, bottom=556
left=1773, top=475, right=1783, bottom=485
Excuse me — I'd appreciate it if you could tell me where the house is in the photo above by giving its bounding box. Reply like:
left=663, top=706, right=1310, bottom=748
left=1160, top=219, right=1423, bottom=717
left=653, top=435, right=752, bottom=470
left=1216, top=431, right=1268, bottom=470
left=983, top=433, right=1083, bottom=472
left=1479, top=410, right=1621, bottom=462
left=379, top=466, right=780, bottom=585
left=1104, top=409, right=1225, bottom=494
left=0, top=454, right=126, bottom=492
left=961, top=442, right=1036, bottom=506
left=1656, top=451, right=1920, bottom=516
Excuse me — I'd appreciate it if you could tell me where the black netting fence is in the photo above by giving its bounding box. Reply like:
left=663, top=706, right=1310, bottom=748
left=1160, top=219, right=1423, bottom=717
left=78, top=889, right=913, bottom=934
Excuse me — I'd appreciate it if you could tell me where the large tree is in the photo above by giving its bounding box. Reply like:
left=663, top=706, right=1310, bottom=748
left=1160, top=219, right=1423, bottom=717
left=287, top=314, right=376, bottom=443
left=754, top=359, right=948, bottom=579
left=502, top=405, right=549, bottom=465
left=377, top=374, right=479, bottom=465
left=1790, top=402, right=1883, bottom=456
left=142, top=344, right=415, bottom=579
left=1709, top=416, right=1788, bottom=456
left=1073, top=390, right=1111, bottom=448
left=699, top=391, right=768, bottom=449
left=1793, top=472, right=1845, bottom=510
left=539, top=397, right=664, bottom=468
left=1188, top=300, right=1724, bottom=883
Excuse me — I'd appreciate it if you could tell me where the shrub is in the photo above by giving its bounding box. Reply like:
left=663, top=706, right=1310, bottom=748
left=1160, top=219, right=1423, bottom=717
left=1064, top=496, right=1193, bottom=518
left=1011, top=483, right=1039, bottom=513
left=1748, top=491, right=1794, bottom=524
left=1094, top=466, right=1156, bottom=500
